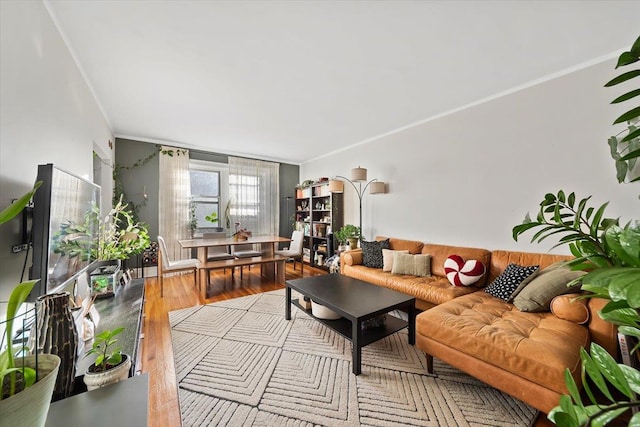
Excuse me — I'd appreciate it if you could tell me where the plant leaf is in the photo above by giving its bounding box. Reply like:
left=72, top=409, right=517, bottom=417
left=609, top=272, right=640, bottom=307
left=591, top=343, right=634, bottom=399
left=605, top=69, right=640, bottom=87
left=616, top=159, right=629, bottom=183
left=620, top=147, right=640, bottom=161
left=613, top=105, right=640, bottom=125
left=612, top=88, right=640, bottom=104
left=512, top=222, right=543, bottom=241
left=0, top=182, right=42, bottom=224
left=630, top=35, right=640, bottom=57
left=605, top=226, right=638, bottom=266
left=590, top=202, right=609, bottom=239
left=564, top=368, right=583, bottom=409
left=581, top=346, right=614, bottom=402
left=619, top=364, right=640, bottom=395
left=618, top=326, right=640, bottom=339
left=22, top=366, right=36, bottom=387
left=592, top=407, right=631, bottom=427
left=616, top=51, right=640, bottom=68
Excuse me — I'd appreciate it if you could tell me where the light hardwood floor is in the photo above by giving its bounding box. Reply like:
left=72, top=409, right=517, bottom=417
left=140, top=263, right=549, bottom=426
left=141, top=262, right=326, bottom=425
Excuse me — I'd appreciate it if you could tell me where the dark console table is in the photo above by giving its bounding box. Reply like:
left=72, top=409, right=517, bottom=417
left=75, top=277, right=145, bottom=378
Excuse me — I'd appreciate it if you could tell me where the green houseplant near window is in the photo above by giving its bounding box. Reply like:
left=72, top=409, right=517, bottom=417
left=513, top=35, right=640, bottom=427
left=0, top=183, right=61, bottom=427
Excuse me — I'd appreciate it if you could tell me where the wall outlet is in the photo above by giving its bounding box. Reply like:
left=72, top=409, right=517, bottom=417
left=11, top=243, right=29, bottom=253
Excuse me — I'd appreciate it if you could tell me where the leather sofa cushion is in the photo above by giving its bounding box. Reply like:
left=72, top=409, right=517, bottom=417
left=550, top=293, right=590, bottom=324
left=416, top=291, right=589, bottom=395
left=342, top=264, right=479, bottom=307
left=342, top=250, right=362, bottom=266
left=376, top=236, right=424, bottom=254
left=489, top=250, right=571, bottom=283
left=423, top=243, right=491, bottom=287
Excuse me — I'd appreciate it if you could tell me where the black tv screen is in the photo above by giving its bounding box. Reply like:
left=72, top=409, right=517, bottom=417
left=30, top=164, right=101, bottom=299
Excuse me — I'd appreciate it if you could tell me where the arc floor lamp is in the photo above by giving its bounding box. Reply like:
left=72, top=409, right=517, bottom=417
left=328, top=166, right=386, bottom=239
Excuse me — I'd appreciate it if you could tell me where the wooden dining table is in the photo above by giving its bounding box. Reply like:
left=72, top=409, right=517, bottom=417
left=178, top=235, right=292, bottom=298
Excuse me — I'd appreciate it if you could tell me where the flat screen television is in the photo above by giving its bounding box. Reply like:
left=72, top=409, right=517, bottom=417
left=30, top=164, right=101, bottom=300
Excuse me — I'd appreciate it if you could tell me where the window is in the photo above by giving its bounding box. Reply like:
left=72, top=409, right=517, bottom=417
left=228, top=156, right=279, bottom=236
left=189, top=167, right=221, bottom=230
left=229, top=173, right=259, bottom=217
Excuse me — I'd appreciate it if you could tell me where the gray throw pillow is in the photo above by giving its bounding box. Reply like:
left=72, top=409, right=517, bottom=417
left=512, top=264, right=585, bottom=312
left=391, top=253, right=431, bottom=277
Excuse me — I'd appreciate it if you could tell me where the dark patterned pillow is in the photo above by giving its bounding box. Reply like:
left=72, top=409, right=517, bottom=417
left=361, top=239, right=390, bottom=268
left=484, top=263, right=539, bottom=301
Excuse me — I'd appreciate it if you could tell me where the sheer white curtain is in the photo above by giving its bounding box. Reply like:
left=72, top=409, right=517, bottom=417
left=228, top=157, right=279, bottom=236
left=158, top=146, right=191, bottom=260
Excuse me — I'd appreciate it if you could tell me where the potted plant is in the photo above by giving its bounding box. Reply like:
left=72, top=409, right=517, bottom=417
left=52, top=195, right=150, bottom=297
left=0, top=183, right=61, bottom=427
left=83, top=327, right=131, bottom=391
left=335, top=224, right=361, bottom=249
left=513, top=35, right=640, bottom=426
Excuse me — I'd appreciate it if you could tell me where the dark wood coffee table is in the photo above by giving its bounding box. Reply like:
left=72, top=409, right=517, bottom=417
left=285, top=273, right=416, bottom=375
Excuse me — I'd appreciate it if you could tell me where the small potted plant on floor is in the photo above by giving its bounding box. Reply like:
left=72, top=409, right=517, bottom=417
left=83, top=327, right=131, bottom=391
left=335, top=224, right=361, bottom=249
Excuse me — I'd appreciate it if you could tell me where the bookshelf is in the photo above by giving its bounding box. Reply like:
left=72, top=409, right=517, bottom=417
left=294, top=181, right=343, bottom=269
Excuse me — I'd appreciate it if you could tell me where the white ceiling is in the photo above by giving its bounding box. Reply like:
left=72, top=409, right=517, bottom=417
left=45, top=0, right=640, bottom=165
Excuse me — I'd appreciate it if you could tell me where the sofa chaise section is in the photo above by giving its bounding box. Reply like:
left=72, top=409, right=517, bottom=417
left=415, top=250, right=618, bottom=414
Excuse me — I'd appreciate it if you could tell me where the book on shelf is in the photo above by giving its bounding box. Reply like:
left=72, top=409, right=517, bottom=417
left=618, top=332, right=639, bottom=368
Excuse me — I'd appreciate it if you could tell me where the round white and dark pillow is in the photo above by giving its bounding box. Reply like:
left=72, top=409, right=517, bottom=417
left=444, top=254, right=486, bottom=287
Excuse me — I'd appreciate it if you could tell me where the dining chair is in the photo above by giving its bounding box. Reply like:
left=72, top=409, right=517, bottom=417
left=232, top=242, right=262, bottom=279
left=203, top=231, right=234, bottom=282
left=157, top=235, right=199, bottom=297
left=203, top=231, right=234, bottom=261
left=275, top=230, right=304, bottom=275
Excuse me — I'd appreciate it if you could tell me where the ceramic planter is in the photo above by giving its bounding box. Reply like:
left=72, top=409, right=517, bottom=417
left=0, top=354, right=61, bottom=427
left=83, top=354, right=131, bottom=391
left=347, top=238, right=359, bottom=249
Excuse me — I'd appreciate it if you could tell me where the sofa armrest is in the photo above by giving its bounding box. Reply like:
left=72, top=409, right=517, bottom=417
left=340, top=249, right=363, bottom=274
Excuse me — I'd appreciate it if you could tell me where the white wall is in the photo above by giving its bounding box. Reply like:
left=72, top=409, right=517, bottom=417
left=0, top=0, right=114, bottom=299
left=301, top=58, right=638, bottom=254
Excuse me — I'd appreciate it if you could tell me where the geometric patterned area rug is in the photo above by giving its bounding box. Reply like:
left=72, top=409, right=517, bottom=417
left=169, top=289, right=537, bottom=427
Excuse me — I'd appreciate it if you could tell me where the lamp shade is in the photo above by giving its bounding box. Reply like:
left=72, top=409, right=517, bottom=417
left=350, top=167, right=367, bottom=182
left=328, top=180, right=344, bottom=193
left=369, top=181, right=386, bottom=194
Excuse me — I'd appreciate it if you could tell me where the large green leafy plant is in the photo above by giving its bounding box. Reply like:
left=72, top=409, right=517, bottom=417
left=0, top=183, right=41, bottom=399
left=52, top=195, right=150, bottom=261
left=513, top=192, right=640, bottom=425
left=513, top=35, right=640, bottom=426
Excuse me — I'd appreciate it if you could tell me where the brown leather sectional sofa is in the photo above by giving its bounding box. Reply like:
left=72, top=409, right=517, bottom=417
left=339, top=237, right=618, bottom=414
